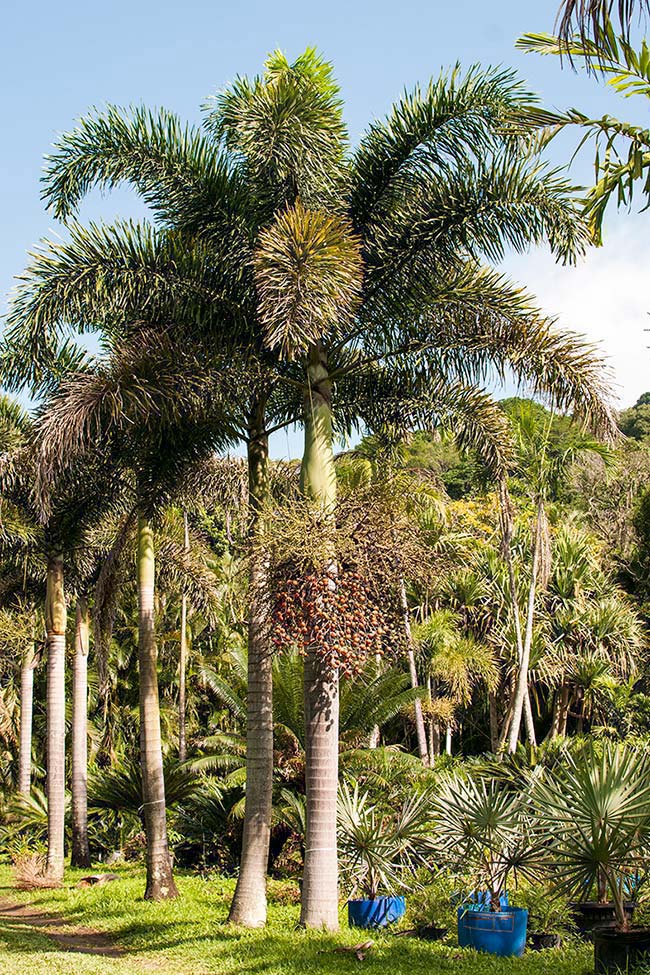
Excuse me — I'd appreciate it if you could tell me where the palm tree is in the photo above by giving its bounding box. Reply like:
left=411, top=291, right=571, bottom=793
left=501, top=402, right=612, bottom=749
left=518, top=18, right=650, bottom=242
left=31, top=344, right=237, bottom=898
left=5, top=53, right=617, bottom=926
left=555, top=0, right=649, bottom=48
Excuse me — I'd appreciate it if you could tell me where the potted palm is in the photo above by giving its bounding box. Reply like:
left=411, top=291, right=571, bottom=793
left=431, top=774, right=539, bottom=957
left=533, top=742, right=650, bottom=974
left=338, top=782, right=432, bottom=929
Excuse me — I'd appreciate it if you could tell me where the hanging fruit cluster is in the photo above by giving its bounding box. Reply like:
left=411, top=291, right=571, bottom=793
left=271, top=568, right=400, bottom=676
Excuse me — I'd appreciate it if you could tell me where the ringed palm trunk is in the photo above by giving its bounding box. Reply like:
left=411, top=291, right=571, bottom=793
left=45, top=556, right=67, bottom=882
left=18, top=632, right=36, bottom=796
left=229, top=405, right=274, bottom=928
left=137, top=514, right=178, bottom=900
left=178, top=511, right=189, bottom=763
left=299, top=344, right=340, bottom=931
left=71, top=597, right=91, bottom=868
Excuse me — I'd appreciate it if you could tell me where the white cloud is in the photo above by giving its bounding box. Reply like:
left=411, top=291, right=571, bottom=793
left=504, top=209, right=650, bottom=409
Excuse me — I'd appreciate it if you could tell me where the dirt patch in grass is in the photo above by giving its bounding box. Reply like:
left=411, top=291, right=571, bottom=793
left=0, top=898, right=124, bottom=958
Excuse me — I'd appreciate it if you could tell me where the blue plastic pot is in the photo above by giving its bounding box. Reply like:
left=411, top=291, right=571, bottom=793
left=348, top=895, right=406, bottom=929
left=457, top=905, right=528, bottom=957
left=451, top=890, right=509, bottom=909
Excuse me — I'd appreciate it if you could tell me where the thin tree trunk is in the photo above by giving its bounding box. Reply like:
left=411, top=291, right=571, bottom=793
left=508, top=497, right=545, bottom=753
left=445, top=724, right=452, bottom=755
left=524, top=687, right=537, bottom=747
left=45, top=556, right=66, bottom=883
left=71, top=597, right=91, bottom=868
left=488, top=690, right=499, bottom=753
left=368, top=652, right=382, bottom=748
left=400, top=577, right=429, bottom=765
left=498, top=482, right=525, bottom=753
left=299, top=343, right=339, bottom=931
left=178, top=511, right=189, bottom=763
left=137, top=514, right=178, bottom=900
left=229, top=409, right=274, bottom=928
left=558, top=684, right=570, bottom=736
left=18, top=635, right=36, bottom=797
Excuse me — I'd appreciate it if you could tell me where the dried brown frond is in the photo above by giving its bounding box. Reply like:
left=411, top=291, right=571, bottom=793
left=12, top=852, right=60, bottom=890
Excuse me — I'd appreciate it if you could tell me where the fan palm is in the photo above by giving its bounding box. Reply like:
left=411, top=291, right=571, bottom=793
left=532, top=741, right=650, bottom=928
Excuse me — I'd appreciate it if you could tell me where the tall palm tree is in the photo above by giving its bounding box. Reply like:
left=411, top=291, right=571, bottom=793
left=31, top=344, right=235, bottom=898
left=5, top=53, right=617, bottom=926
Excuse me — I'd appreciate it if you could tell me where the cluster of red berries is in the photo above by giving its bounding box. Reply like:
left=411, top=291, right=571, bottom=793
left=271, top=569, right=398, bottom=676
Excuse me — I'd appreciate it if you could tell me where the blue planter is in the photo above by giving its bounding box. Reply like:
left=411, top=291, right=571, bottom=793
left=458, top=906, right=528, bottom=957
left=451, top=890, right=509, bottom=909
left=348, top=895, right=406, bottom=929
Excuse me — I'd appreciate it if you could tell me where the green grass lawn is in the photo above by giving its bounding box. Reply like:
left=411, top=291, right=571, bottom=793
left=0, top=864, right=594, bottom=975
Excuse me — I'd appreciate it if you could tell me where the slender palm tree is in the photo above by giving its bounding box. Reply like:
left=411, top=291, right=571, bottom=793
left=5, top=53, right=617, bottom=926
left=31, top=342, right=236, bottom=898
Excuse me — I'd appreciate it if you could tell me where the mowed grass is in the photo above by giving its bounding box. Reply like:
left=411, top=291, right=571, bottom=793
left=0, top=864, right=593, bottom=975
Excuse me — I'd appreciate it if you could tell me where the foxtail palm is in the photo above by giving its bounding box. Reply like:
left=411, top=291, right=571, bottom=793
left=6, top=53, right=617, bottom=927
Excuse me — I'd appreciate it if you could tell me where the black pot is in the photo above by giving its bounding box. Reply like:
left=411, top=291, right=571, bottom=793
left=570, top=901, right=636, bottom=939
left=417, top=925, right=448, bottom=941
left=594, top=927, right=650, bottom=975
left=530, top=932, right=562, bottom=950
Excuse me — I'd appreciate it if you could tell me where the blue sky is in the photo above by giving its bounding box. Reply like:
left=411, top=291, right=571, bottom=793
left=2, top=0, right=648, bottom=456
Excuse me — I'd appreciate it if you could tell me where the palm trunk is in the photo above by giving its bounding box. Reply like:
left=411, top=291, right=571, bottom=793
left=229, top=409, right=274, bottom=928
left=178, top=511, right=189, bottom=763
left=299, top=343, right=339, bottom=931
left=400, top=578, right=429, bottom=765
left=137, top=514, right=178, bottom=900
left=71, top=597, right=91, bottom=868
left=45, top=556, right=67, bottom=883
left=558, top=685, right=570, bottom=736
left=507, top=498, right=545, bottom=753
left=524, top=687, right=537, bottom=746
left=18, top=635, right=36, bottom=796
left=488, top=690, right=499, bottom=753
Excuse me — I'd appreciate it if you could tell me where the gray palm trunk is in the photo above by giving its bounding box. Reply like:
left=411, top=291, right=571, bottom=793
left=299, top=344, right=340, bottom=931
left=18, top=636, right=36, bottom=796
left=45, top=556, right=67, bottom=882
left=229, top=417, right=274, bottom=927
left=399, top=577, right=429, bottom=765
left=178, top=511, right=189, bottom=763
left=507, top=497, right=545, bottom=752
left=137, top=514, right=178, bottom=900
left=71, top=596, right=91, bottom=868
